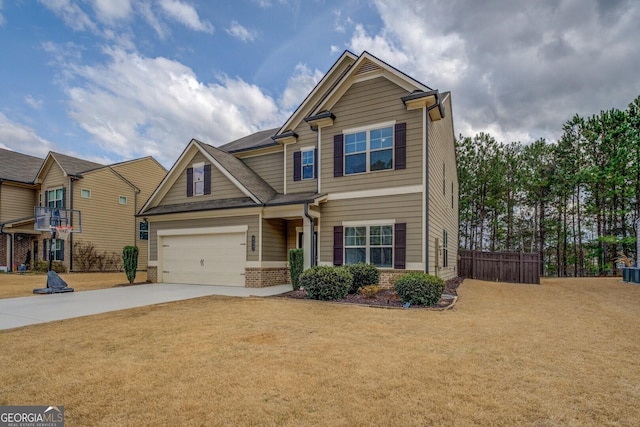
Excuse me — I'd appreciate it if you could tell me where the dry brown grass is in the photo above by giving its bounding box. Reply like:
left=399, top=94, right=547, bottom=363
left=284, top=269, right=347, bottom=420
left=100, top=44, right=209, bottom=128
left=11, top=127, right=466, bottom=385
left=0, top=272, right=147, bottom=299
left=1, top=277, right=639, bottom=426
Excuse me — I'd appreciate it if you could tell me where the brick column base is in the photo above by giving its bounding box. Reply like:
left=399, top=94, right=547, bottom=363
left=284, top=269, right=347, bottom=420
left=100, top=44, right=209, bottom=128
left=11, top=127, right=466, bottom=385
left=245, top=267, right=290, bottom=288
left=147, top=266, right=157, bottom=283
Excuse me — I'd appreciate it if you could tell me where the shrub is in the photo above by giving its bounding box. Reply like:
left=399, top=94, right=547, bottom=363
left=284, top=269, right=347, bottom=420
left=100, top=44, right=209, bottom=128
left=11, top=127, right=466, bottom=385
left=288, top=249, right=304, bottom=290
left=394, top=272, right=445, bottom=306
left=299, top=266, right=352, bottom=301
left=33, top=260, right=66, bottom=273
left=359, top=284, right=381, bottom=299
left=122, top=246, right=139, bottom=284
left=346, top=263, right=380, bottom=293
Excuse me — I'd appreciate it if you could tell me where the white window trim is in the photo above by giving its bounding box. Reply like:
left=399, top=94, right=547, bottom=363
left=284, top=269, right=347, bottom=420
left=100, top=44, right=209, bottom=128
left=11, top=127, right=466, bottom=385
left=343, top=121, right=396, bottom=176
left=192, top=162, right=205, bottom=196
left=119, top=196, right=127, bottom=205
left=47, top=188, right=64, bottom=208
left=81, top=189, right=91, bottom=199
left=300, top=147, right=315, bottom=181
left=343, top=223, right=395, bottom=268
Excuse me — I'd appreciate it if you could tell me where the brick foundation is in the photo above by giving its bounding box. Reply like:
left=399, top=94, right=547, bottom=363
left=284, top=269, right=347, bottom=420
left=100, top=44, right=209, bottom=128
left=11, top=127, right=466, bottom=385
left=245, top=267, right=290, bottom=288
left=147, top=266, right=157, bottom=282
left=379, top=269, right=422, bottom=288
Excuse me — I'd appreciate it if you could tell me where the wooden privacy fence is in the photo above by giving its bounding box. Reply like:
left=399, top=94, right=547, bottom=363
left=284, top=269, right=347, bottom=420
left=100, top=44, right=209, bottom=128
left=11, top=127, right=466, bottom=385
left=458, top=250, right=540, bottom=284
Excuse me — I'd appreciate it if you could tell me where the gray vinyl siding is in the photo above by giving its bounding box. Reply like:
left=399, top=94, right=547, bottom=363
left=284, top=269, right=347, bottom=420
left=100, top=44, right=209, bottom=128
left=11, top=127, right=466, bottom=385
left=160, top=152, right=245, bottom=206
left=243, top=152, right=284, bottom=193
left=427, top=95, right=458, bottom=280
left=262, top=218, right=287, bottom=262
left=320, top=77, right=423, bottom=194
left=319, top=192, right=423, bottom=266
left=286, top=126, right=317, bottom=194
left=149, top=215, right=259, bottom=262
left=0, top=184, right=37, bottom=222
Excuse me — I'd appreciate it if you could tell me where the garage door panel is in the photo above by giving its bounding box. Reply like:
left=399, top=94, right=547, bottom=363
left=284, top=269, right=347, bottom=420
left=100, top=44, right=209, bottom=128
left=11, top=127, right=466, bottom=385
left=161, top=232, right=246, bottom=286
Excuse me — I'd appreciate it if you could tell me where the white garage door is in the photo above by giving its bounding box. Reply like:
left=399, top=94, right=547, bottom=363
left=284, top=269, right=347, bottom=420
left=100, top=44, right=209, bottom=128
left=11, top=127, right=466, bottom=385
left=161, top=231, right=246, bottom=286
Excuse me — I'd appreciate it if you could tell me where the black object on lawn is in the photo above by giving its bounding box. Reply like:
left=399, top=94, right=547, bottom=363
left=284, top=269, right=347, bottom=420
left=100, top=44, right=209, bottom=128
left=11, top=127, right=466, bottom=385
left=33, top=271, right=74, bottom=294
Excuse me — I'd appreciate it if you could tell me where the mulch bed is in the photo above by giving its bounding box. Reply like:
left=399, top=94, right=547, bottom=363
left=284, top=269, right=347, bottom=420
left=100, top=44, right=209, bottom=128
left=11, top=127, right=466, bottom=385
left=278, top=277, right=462, bottom=310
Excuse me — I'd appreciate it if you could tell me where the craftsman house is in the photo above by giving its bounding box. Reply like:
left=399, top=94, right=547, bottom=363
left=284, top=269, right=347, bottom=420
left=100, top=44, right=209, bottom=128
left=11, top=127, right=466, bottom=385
left=0, top=149, right=166, bottom=272
left=139, top=50, right=458, bottom=287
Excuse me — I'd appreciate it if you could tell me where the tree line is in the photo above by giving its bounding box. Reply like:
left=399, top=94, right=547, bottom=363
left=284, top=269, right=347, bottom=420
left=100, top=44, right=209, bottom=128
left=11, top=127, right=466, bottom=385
left=457, top=95, right=640, bottom=276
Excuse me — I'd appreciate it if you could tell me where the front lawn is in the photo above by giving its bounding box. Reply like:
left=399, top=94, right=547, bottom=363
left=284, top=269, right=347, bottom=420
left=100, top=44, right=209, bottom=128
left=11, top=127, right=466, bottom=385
left=1, top=277, right=639, bottom=425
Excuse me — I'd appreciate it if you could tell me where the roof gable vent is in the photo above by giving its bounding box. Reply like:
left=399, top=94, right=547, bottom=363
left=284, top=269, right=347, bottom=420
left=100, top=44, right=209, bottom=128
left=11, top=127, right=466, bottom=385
left=354, top=59, right=381, bottom=75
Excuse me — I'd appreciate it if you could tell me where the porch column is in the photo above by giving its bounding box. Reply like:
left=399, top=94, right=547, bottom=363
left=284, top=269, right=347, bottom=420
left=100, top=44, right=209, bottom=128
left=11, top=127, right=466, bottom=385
left=303, top=214, right=314, bottom=270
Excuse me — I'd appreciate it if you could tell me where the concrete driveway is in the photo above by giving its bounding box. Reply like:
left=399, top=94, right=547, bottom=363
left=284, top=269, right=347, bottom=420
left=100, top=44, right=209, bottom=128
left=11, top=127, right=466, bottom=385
left=0, top=283, right=292, bottom=331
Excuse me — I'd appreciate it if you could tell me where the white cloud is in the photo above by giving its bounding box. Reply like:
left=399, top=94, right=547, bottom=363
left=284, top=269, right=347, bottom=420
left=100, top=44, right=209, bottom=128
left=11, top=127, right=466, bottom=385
left=57, top=47, right=283, bottom=165
left=25, top=95, right=44, bottom=110
left=158, top=0, right=214, bottom=33
left=138, top=0, right=167, bottom=39
left=92, top=0, right=133, bottom=23
left=39, top=0, right=97, bottom=32
left=0, top=113, right=55, bottom=157
left=226, top=21, right=258, bottom=42
left=279, top=63, right=324, bottom=111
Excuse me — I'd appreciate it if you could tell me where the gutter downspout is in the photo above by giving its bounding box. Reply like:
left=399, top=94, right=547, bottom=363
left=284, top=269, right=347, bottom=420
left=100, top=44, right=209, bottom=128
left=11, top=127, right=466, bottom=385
left=304, top=202, right=316, bottom=268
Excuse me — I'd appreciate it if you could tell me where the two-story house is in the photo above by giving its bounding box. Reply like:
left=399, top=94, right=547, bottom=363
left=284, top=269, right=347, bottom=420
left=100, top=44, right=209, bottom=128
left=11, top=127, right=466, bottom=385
left=139, top=51, right=458, bottom=288
left=0, top=148, right=43, bottom=271
left=0, top=148, right=167, bottom=272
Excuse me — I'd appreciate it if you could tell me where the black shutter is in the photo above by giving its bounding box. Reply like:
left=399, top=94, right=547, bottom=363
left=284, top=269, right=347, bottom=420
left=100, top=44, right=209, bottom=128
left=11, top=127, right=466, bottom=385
left=44, top=190, right=49, bottom=207
left=333, top=134, right=343, bottom=177
left=293, top=151, right=302, bottom=182
left=43, top=240, right=47, bottom=261
left=395, top=122, right=406, bottom=170
left=60, top=240, right=64, bottom=261
left=394, top=223, right=406, bottom=269
left=314, top=148, right=318, bottom=179
left=204, top=164, right=211, bottom=195
left=333, top=226, right=343, bottom=266
left=61, top=187, right=66, bottom=208
left=186, top=167, right=193, bottom=197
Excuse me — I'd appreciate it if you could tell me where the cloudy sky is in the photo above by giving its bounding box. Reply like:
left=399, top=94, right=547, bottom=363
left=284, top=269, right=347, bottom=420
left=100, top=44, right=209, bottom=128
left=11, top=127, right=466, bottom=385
left=1, top=0, right=638, bottom=167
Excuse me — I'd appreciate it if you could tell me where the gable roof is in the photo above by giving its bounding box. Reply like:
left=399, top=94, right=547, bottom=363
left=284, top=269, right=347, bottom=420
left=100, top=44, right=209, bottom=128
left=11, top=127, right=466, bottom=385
left=196, top=140, right=277, bottom=203
left=0, top=148, right=43, bottom=183
left=49, top=152, right=104, bottom=176
left=218, top=128, right=279, bottom=154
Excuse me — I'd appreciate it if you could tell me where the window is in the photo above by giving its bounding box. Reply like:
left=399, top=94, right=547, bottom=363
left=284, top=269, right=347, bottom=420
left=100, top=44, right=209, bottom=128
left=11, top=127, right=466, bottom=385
left=443, top=163, right=446, bottom=195
left=443, top=230, right=449, bottom=268
left=345, top=225, right=393, bottom=268
left=44, top=239, right=64, bottom=261
left=81, top=189, right=91, bottom=199
left=302, top=150, right=314, bottom=180
left=193, top=162, right=205, bottom=196
left=119, top=196, right=127, bottom=205
left=47, top=188, right=64, bottom=208
left=139, top=221, right=149, bottom=240
left=345, top=126, right=393, bottom=175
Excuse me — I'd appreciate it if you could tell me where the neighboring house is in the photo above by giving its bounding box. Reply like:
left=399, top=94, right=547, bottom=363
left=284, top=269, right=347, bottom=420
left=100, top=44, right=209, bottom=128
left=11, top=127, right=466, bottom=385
left=139, top=50, right=458, bottom=287
left=0, top=148, right=43, bottom=271
left=0, top=148, right=167, bottom=272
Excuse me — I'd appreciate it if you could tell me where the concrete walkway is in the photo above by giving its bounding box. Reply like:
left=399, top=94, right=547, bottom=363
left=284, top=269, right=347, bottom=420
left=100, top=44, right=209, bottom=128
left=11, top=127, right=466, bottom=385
left=0, top=283, right=292, bottom=331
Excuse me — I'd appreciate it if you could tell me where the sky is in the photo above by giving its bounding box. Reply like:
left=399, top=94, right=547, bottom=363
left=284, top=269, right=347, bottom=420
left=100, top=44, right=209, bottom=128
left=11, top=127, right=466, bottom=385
left=1, top=0, right=639, bottom=168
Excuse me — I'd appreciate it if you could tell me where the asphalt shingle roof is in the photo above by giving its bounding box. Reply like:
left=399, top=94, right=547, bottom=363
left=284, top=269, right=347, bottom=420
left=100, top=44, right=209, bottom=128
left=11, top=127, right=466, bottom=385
left=218, top=128, right=279, bottom=153
left=0, top=148, right=43, bottom=183
left=50, top=152, right=104, bottom=176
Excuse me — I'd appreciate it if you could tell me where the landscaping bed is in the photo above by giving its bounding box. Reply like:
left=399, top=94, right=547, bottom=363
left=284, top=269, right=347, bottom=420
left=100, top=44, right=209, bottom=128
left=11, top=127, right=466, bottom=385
left=279, top=276, right=462, bottom=309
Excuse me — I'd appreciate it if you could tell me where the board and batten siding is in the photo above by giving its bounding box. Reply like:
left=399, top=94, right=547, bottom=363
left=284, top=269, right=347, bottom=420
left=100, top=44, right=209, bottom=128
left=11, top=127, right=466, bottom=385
left=73, top=168, right=144, bottom=267
left=286, top=126, right=317, bottom=194
left=262, top=218, right=287, bottom=262
left=159, top=152, right=246, bottom=206
left=427, top=95, right=458, bottom=280
left=320, top=77, right=423, bottom=194
left=149, top=215, right=259, bottom=262
left=0, top=185, right=37, bottom=222
left=242, top=152, right=284, bottom=193
left=319, top=192, right=423, bottom=266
